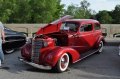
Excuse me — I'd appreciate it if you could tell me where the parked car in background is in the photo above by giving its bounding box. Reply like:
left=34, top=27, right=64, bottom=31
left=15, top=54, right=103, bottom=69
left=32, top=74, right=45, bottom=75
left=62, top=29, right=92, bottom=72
left=20, top=15, right=104, bottom=72
left=3, top=27, right=26, bottom=54
left=113, top=33, right=120, bottom=38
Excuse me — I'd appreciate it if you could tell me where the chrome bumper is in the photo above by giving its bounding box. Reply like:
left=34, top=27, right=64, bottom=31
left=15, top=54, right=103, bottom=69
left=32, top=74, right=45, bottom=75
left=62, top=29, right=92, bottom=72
left=18, top=57, right=51, bottom=70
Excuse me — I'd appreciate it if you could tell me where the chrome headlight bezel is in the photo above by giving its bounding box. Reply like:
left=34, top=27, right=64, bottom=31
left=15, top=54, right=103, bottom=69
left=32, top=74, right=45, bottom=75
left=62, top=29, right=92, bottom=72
left=43, top=41, right=48, bottom=47
left=26, top=37, right=32, bottom=44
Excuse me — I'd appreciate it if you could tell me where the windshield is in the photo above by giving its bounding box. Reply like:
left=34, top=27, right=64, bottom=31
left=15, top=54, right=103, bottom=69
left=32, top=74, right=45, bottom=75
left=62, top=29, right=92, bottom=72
left=60, top=22, right=79, bottom=32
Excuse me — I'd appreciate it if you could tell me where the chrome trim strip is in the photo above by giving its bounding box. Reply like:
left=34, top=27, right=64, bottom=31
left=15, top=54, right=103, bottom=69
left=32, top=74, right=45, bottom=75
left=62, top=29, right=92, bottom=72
left=5, top=39, right=25, bottom=43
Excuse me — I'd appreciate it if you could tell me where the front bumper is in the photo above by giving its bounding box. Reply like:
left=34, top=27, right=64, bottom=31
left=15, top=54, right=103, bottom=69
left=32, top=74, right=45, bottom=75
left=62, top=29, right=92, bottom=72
left=18, top=57, right=51, bottom=70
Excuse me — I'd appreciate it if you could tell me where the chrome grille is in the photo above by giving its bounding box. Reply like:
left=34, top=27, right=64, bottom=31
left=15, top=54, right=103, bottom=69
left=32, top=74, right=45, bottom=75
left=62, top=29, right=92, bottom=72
left=31, top=39, right=43, bottom=63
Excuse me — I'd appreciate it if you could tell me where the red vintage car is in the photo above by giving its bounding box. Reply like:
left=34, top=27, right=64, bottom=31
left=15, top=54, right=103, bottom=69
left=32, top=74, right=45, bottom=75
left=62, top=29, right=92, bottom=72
left=20, top=15, right=104, bottom=72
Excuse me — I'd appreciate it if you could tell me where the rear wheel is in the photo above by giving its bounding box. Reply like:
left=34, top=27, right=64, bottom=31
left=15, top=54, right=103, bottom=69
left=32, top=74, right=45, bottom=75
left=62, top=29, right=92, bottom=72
left=55, top=53, right=69, bottom=72
left=97, top=41, right=103, bottom=53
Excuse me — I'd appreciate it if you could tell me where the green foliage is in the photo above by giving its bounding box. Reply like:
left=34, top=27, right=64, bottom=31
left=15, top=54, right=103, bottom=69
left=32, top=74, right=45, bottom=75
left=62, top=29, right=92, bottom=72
left=0, top=0, right=15, bottom=23
left=64, top=4, right=76, bottom=16
left=64, top=0, right=92, bottom=19
left=8, top=0, right=31, bottom=23
left=112, top=5, right=120, bottom=24
left=0, top=0, right=120, bottom=24
left=64, top=0, right=120, bottom=24
left=0, top=0, right=64, bottom=23
left=95, top=4, right=120, bottom=24
left=96, top=10, right=113, bottom=24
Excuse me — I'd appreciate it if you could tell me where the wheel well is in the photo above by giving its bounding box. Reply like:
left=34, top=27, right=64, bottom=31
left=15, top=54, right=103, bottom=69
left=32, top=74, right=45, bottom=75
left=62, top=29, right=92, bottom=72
left=67, top=53, right=73, bottom=64
left=102, top=39, right=105, bottom=44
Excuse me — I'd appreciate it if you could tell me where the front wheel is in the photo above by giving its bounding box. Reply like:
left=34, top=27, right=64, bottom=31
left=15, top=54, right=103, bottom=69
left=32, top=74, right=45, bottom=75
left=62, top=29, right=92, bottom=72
left=54, top=53, right=69, bottom=72
left=4, top=49, right=15, bottom=54
left=97, top=41, right=103, bottom=53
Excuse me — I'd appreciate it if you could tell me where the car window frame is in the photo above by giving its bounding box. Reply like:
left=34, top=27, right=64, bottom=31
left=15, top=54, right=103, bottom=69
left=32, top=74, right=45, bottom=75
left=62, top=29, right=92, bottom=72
left=79, top=23, right=93, bottom=32
left=94, top=23, right=101, bottom=30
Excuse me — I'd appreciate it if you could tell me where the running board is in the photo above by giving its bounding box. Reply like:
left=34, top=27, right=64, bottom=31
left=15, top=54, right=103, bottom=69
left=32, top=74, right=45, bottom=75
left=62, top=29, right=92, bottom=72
left=73, top=49, right=98, bottom=63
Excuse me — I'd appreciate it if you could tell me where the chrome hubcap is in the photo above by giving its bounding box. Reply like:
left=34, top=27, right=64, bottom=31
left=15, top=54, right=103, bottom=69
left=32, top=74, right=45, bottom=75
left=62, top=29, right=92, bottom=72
left=99, top=41, right=103, bottom=52
left=59, top=53, right=69, bottom=71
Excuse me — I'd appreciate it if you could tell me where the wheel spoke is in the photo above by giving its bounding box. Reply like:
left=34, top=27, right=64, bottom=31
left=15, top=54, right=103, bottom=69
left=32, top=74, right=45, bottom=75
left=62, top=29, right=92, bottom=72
left=61, top=62, right=65, bottom=68
left=59, top=53, right=69, bottom=71
left=61, top=57, right=67, bottom=68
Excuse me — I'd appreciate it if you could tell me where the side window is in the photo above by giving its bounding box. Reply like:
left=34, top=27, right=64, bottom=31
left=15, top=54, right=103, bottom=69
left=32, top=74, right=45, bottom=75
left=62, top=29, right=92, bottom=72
left=94, top=23, right=101, bottom=30
left=80, top=24, right=93, bottom=32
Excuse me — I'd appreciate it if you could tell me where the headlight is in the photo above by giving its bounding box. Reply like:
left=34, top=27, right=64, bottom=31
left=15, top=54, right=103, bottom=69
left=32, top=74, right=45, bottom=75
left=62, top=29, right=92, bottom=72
left=23, top=33, right=27, bottom=37
left=43, top=41, right=48, bottom=47
left=27, top=37, right=32, bottom=44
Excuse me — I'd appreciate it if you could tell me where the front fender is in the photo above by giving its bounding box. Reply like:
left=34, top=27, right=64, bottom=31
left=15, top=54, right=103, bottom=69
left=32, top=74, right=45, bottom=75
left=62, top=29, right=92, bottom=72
left=44, top=47, right=80, bottom=67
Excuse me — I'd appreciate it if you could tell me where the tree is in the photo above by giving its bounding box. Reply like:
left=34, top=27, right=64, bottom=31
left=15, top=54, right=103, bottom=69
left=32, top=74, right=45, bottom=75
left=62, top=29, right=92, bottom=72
left=29, top=0, right=64, bottom=23
left=8, top=0, right=31, bottom=23
left=0, top=0, right=64, bottom=23
left=80, top=0, right=90, bottom=17
left=112, top=5, right=120, bottom=24
left=64, top=0, right=92, bottom=19
left=64, top=4, right=76, bottom=16
left=0, top=0, right=16, bottom=23
left=53, top=0, right=64, bottom=20
left=96, top=10, right=112, bottom=24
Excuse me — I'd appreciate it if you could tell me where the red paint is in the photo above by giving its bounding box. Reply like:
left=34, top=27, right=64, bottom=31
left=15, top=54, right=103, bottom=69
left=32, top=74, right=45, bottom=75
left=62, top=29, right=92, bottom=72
left=21, top=15, right=104, bottom=68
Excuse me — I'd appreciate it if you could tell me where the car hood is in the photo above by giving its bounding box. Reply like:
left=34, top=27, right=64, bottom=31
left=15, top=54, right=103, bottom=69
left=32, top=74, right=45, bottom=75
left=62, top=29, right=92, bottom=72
left=36, top=15, right=73, bottom=35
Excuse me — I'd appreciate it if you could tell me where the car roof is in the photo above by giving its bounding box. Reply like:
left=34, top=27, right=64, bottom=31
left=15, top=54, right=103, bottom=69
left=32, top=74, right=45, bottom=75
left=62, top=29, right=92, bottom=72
left=66, top=19, right=99, bottom=23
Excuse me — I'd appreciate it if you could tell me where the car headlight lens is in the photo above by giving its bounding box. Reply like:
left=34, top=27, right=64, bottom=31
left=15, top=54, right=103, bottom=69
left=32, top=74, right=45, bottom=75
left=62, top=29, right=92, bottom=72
left=43, top=41, right=48, bottom=47
left=27, top=38, right=32, bottom=44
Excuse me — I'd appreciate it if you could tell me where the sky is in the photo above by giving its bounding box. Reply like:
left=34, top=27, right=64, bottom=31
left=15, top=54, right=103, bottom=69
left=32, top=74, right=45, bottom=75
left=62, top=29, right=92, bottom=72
left=61, top=0, right=120, bottom=13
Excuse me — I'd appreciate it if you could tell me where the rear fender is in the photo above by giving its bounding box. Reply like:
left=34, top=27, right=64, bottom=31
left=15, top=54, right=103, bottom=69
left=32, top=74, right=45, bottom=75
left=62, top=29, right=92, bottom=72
left=44, top=47, right=80, bottom=67
left=95, top=36, right=104, bottom=48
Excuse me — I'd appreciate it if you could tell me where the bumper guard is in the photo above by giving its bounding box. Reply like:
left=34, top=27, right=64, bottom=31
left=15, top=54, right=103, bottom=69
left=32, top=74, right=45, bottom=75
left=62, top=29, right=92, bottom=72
left=18, top=57, right=51, bottom=70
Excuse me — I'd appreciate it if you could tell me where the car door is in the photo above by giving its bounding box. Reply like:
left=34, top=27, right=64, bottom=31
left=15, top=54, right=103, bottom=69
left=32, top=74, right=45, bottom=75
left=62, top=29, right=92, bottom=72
left=75, top=23, right=95, bottom=52
left=67, top=22, right=88, bottom=53
left=71, top=22, right=95, bottom=53
left=93, top=23, right=102, bottom=43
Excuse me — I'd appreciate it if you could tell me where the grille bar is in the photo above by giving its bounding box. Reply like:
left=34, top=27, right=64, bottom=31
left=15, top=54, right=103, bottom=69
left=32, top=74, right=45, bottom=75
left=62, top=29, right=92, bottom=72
left=31, top=39, right=43, bottom=63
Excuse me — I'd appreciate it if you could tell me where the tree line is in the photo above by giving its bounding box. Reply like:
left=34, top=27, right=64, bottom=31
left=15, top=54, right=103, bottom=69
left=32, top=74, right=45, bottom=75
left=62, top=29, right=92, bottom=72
left=0, top=0, right=64, bottom=23
left=64, top=0, right=120, bottom=24
left=0, top=0, right=120, bottom=24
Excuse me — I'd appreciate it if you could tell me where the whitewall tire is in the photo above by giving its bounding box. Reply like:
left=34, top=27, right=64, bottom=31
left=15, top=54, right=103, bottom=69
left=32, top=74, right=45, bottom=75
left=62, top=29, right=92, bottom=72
left=98, top=41, right=103, bottom=53
left=56, top=53, right=69, bottom=72
left=4, top=49, right=15, bottom=54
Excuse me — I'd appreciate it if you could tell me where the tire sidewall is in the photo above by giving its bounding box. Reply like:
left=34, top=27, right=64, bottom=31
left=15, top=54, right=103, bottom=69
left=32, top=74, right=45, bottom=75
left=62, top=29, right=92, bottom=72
left=98, top=41, right=103, bottom=53
left=57, top=53, right=69, bottom=72
left=4, top=49, right=15, bottom=54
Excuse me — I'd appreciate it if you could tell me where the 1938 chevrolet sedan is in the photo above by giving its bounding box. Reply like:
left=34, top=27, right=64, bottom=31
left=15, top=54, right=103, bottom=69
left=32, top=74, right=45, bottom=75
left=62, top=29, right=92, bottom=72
left=20, top=15, right=104, bottom=72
